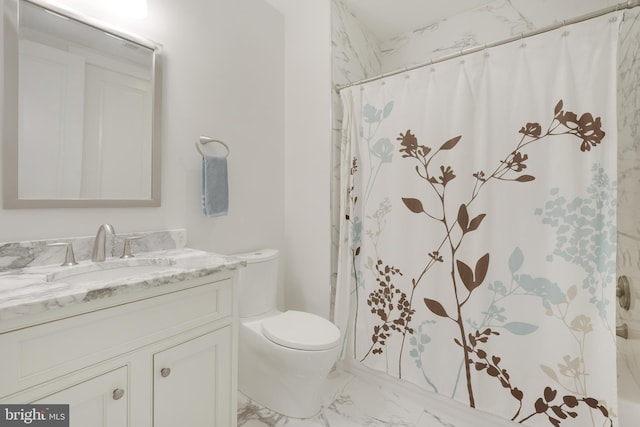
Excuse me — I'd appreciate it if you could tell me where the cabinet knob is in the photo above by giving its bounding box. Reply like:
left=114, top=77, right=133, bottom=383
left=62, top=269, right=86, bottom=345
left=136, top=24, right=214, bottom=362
left=112, top=388, right=125, bottom=400
left=160, top=367, right=171, bottom=378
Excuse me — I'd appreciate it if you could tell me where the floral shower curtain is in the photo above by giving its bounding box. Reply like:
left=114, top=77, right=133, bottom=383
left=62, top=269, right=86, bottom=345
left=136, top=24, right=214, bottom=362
left=336, top=12, right=621, bottom=427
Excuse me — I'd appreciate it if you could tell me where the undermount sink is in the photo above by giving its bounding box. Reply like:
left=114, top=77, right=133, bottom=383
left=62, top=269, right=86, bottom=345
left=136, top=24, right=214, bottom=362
left=39, top=250, right=232, bottom=284
left=47, top=262, right=171, bottom=284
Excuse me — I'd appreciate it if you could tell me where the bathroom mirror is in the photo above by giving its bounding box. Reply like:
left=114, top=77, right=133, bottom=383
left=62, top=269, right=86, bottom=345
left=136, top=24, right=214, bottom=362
left=3, top=0, right=162, bottom=208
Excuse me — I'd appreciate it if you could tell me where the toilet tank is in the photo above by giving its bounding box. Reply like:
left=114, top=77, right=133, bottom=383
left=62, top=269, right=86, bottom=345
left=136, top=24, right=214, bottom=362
left=235, top=248, right=279, bottom=317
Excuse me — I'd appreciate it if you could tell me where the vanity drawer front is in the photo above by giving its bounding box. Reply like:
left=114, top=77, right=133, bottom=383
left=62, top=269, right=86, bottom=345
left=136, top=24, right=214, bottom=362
left=0, top=278, right=233, bottom=398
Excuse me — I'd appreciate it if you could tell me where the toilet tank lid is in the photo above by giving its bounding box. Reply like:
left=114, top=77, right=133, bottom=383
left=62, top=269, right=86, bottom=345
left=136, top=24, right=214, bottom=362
left=261, top=310, right=341, bottom=351
left=234, top=248, right=279, bottom=263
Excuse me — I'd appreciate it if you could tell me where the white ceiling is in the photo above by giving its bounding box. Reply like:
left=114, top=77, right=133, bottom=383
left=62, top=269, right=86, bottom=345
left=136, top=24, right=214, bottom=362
left=342, top=0, right=500, bottom=41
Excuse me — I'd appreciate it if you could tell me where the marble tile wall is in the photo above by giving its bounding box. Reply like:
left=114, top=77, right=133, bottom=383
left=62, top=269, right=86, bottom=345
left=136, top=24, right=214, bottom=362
left=379, top=0, right=533, bottom=74
left=379, top=0, right=620, bottom=74
left=0, top=229, right=187, bottom=271
left=617, top=8, right=640, bottom=318
left=331, top=0, right=382, bottom=87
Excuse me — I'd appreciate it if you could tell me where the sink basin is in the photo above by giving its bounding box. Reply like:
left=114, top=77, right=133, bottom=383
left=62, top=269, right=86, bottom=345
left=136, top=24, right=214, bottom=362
left=40, top=251, right=233, bottom=284
left=49, top=264, right=170, bottom=284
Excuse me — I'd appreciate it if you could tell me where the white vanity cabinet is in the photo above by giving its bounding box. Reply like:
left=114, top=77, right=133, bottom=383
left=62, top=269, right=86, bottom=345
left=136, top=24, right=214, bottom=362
left=34, top=366, right=129, bottom=427
left=153, top=327, right=232, bottom=427
left=0, top=271, right=238, bottom=427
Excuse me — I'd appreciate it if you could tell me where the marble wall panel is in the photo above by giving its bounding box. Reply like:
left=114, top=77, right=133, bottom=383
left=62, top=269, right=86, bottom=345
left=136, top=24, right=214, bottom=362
left=617, top=9, right=640, bottom=315
left=380, top=0, right=533, bottom=74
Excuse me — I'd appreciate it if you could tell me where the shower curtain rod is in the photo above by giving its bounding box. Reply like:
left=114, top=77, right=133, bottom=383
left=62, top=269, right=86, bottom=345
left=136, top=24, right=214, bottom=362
left=335, top=0, right=640, bottom=93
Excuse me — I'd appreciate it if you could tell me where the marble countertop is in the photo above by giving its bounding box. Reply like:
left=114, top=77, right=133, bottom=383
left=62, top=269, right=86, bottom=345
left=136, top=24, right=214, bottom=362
left=0, top=248, right=243, bottom=323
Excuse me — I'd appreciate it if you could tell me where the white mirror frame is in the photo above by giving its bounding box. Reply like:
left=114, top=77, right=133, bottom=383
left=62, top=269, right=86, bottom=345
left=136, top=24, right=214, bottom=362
left=3, top=0, right=162, bottom=208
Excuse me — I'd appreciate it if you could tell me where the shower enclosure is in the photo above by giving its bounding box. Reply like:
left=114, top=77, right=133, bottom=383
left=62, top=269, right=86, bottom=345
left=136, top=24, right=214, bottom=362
left=331, top=1, right=640, bottom=426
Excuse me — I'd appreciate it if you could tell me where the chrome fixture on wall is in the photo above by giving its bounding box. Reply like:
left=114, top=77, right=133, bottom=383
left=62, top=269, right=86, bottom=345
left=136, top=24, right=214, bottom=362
left=617, top=323, right=629, bottom=339
left=195, top=136, right=230, bottom=158
left=618, top=275, right=632, bottom=310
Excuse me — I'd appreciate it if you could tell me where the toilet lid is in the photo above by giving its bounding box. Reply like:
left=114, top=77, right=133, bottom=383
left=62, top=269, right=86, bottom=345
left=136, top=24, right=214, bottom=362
left=261, top=310, right=341, bottom=351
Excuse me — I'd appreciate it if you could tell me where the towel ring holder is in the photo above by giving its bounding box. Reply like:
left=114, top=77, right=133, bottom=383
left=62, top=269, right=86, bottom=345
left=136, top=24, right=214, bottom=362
left=196, top=136, right=230, bottom=158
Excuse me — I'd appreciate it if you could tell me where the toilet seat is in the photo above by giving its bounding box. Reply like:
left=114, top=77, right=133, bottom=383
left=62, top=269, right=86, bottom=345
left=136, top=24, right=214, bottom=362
left=261, top=310, right=340, bottom=351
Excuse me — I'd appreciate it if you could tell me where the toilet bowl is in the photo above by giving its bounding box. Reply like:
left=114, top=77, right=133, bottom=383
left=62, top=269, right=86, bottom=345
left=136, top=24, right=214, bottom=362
left=235, top=249, right=341, bottom=418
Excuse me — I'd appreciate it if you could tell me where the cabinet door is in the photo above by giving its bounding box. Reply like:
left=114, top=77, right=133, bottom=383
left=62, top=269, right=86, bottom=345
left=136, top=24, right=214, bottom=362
left=153, top=327, right=232, bottom=427
left=34, top=366, right=128, bottom=427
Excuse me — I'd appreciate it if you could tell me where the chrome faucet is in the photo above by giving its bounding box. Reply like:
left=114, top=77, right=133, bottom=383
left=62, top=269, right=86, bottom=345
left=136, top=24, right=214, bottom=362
left=91, top=224, right=116, bottom=262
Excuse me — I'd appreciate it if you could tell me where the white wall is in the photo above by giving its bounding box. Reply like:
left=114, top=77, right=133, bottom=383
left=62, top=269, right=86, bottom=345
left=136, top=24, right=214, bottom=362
left=264, top=0, right=333, bottom=318
left=0, top=0, right=285, bottom=256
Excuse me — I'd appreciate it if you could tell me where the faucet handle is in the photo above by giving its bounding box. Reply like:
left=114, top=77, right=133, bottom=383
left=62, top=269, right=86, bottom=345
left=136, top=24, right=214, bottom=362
left=617, top=323, right=629, bottom=339
left=47, top=242, right=78, bottom=266
left=617, top=275, right=632, bottom=310
left=120, top=235, right=145, bottom=259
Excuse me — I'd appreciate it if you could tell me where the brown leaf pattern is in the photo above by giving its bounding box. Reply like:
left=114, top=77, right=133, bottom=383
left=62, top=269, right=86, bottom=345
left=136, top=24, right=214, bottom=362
left=361, top=260, right=414, bottom=360
left=355, top=101, right=611, bottom=426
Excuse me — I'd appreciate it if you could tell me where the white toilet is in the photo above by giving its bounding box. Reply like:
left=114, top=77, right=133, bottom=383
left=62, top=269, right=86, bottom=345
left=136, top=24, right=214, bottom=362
left=236, top=249, right=341, bottom=418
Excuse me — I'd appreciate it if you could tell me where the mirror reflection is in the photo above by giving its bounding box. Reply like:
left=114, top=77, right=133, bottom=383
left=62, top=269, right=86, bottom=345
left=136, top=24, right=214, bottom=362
left=4, top=0, right=161, bottom=207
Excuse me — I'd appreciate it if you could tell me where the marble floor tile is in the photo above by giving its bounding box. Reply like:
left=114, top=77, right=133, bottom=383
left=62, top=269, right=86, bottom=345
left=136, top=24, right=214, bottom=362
left=415, top=410, right=457, bottom=427
left=238, top=368, right=440, bottom=427
left=324, top=373, right=424, bottom=426
left=236, top=365, right=521, bottom=427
